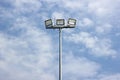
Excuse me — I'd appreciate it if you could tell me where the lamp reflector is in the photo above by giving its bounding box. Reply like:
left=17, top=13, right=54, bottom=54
left=68, top=18, right=76, bottom=27
left=56, top=19, right=65, bottom=25
left=45, top=19, right=52, bottom=27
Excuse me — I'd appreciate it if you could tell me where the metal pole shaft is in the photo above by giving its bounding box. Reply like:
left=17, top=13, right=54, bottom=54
left=59, top=28, right=62, bottom=80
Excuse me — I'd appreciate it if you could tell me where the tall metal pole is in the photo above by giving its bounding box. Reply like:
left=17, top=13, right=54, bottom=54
left=59, top=28, right=62, bottom=80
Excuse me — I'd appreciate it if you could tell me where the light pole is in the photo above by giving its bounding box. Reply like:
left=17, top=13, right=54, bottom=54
left=45, top=18, right=76, bottom=80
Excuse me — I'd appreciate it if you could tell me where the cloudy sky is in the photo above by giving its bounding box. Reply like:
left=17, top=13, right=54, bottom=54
left=0, top=0, right=120, bottom=80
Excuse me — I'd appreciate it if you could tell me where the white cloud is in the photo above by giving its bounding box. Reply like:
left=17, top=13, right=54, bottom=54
left=88, top=0, right=120, bottom=17
left=0, top=0, right=120, bottom=80
left=61, top=0, right=87, bottom=11
left=0, top=1, right=57, bottom=79
left=13, top=0, right=42, bottom=13
left=95, top=23, right=113, bottom=34
left=88, top=0, right=108, bottom=16
left=79, top=18, right=94, bottom=27
left=63, top=53, right=100, bottom=79
left=0, top=16, right=56, bottom=80
left=52, top=12, right=65, bottom=19
left=99, top=73, right=120, bottom=80
left=64, top=32, right=117, bottom=57
left=41, top=0, right=59, bottom=3
left=63, top=28, right=74, bottom=34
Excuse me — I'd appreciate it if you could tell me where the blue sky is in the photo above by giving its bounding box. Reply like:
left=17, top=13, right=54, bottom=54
left=0, top=0, right=120, bottom=80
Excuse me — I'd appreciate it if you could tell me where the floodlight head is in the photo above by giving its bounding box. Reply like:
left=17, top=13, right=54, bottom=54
left=45, top=19, right=53, bottom=29
left=68, top=18, right=76, bottom=28
left=56, top=19, right=65, bottom=26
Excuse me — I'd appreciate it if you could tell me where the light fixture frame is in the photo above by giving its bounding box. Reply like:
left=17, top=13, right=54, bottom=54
left=45, top=19, right=53, bottom=29
left=45, top=18, right=76, bottom=29
left=56, top=19, right=65, bottom=26
left=67, top=18, right=76, bottom=28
